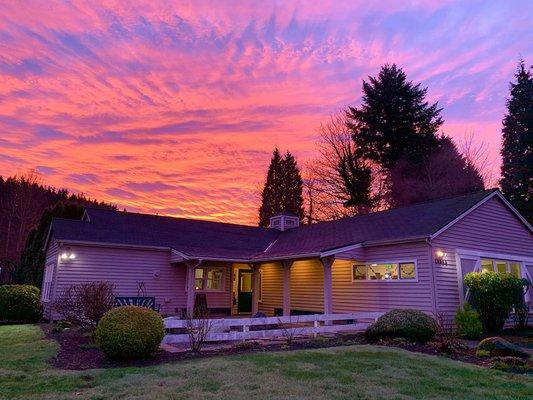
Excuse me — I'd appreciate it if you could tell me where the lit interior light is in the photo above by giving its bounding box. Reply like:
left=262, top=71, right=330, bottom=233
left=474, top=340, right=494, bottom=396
left=435, top=250, right=445, bottom=258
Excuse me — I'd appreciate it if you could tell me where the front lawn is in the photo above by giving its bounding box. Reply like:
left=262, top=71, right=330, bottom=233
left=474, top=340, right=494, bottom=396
left=0, top=324, right=531, bottom=399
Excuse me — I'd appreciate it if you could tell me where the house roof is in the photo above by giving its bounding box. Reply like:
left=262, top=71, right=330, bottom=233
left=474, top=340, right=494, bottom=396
left=50, top=189, right=507, bottom=261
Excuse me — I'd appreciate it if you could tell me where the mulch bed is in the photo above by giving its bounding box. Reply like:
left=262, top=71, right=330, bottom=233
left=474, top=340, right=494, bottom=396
left=42, top=324, right=491, bottom=371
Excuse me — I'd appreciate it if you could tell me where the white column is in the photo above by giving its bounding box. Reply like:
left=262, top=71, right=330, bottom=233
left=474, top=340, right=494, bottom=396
left=185, top=260, right=201, bottom=316
left=321, top=256, right=334, bottom=320
left=282, top=260, right=293, bottom=316
left=251, top=264, right=261, bottom=315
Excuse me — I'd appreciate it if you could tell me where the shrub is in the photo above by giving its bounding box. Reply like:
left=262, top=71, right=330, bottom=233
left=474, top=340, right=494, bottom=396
left=0, top=284, right=42, bottom=322
left=53, top=281, right=115, bottom=332
left=455, top=304, right=483, bottom=339
left=464, top=271, right=528, bottom=333
left=475, top=349, right=490, bottom=358
left=95, top=306, right=164, bottom=360
left=365, top=309, right=437, bottom=342
left=490, top=357, right=532, bottom=374
left=477, top=336, right=529, bottom=358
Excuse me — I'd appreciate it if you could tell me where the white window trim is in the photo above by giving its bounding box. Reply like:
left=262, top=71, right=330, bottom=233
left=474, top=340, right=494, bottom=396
left=351, top=259, right=418, bottom=282
left=185, top=266, right=225, bottom=292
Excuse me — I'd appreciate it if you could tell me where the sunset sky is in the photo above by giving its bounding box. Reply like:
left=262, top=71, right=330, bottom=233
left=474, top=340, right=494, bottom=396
left=1, top=1, right=531, bottom=224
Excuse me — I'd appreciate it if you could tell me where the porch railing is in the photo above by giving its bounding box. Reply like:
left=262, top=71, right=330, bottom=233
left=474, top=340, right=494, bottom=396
left=162, top=312, right=384, bottom=344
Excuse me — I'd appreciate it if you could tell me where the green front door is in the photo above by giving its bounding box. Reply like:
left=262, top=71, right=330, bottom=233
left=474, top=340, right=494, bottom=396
left=237, top=269, right=253, bottom=314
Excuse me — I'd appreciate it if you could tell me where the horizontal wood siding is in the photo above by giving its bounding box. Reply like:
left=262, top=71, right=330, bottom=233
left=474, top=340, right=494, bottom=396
left=432, top=196, right=533, bottom=318
left=49, top=244, right=184, bottom=319
left=332, top=242, right=434, bottom=314
left=290, top=259, right=324, bottom=313
left=434, top=197, right=533, bottom=256
left=258, top=262, right=283, bottom=316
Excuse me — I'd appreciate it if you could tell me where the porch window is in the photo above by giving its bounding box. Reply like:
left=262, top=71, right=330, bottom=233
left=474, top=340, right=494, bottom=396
left=189, top=267, right=225, bottom=291
left=352, top=261, right=417, bottom=281
left=480, top=258, right=522, bottom=277
left=258, top=269, right=263, bottom=302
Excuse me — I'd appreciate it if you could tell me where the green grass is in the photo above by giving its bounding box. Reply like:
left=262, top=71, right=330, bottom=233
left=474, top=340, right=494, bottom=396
left=1, top=325, right=532, bottom=399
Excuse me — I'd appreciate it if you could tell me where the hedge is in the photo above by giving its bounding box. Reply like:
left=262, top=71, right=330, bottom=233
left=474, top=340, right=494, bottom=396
left=0, top=284, right=42, bottom=322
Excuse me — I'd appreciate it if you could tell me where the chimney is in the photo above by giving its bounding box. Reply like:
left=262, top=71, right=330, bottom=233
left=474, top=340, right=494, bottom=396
left=269, top=213, right=300, bottom=231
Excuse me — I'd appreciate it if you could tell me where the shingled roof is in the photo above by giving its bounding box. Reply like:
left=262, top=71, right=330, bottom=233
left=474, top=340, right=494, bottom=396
left=50, top=189, right=501, bottom=261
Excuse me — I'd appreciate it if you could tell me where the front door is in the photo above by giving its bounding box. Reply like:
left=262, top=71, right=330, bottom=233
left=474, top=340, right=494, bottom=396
left=237, top=269, right=253, bottom=314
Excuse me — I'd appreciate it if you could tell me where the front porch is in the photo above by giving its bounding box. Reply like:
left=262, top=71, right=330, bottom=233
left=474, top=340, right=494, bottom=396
left=178, top=256, right=337, bottom=319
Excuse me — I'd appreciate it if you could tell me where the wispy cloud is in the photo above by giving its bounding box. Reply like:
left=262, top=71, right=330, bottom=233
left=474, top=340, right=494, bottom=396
left=0, top=0, right=531, bottom=223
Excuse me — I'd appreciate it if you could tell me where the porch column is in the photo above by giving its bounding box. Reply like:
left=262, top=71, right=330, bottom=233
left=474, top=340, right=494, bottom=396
left=320, top=256, right=334, bottom=322
left=250, top=263, right=261, bottom=315
left=185, top=260, right=202, bottom=316
left=282, top=260, right=293, bottom=316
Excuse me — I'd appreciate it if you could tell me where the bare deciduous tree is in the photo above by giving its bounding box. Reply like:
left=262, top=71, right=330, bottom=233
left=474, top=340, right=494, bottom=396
left=185, top=309, right=212, bottom=352
left=306, top=113, right=384, bottom=221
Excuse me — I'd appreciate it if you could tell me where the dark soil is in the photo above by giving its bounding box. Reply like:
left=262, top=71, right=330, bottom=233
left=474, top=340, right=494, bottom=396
left=41, top=324, right=501, bottom=371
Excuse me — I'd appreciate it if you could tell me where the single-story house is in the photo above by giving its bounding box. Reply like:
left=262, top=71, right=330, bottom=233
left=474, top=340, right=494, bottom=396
left=41, top=189, right=533, bottom=321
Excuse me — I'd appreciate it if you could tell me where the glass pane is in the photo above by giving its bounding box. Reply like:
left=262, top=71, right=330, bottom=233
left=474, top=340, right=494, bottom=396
left=510, top=263, right=521, bottom=278
left=207, top=269, right=223, bottom=290
left=367, top=263, right=398, bottom=280
left=195, top=268, right=204, bottom=290
left=353, top=265, right=366, bottom=280
left=480, top=259, right=493, bottom=273
left=258, top=271, right=262, bottom=301
left=495, top=261, right=507, bottom=274
left=240, top=272, right=252, bottom=292
left=399, top=263, right=416, bottom=279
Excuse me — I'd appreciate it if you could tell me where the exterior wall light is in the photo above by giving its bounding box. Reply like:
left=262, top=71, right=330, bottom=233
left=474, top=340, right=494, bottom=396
left=60, top=250, right=76, bottom=261
left=435, top=250, right=447, bottom=265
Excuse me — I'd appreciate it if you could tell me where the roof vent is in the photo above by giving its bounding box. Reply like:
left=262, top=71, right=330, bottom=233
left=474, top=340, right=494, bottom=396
left=269, top=214, right=300, bottom=231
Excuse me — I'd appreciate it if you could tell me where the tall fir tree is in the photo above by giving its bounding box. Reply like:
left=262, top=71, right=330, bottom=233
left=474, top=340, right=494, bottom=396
left=345, top=64, right=483, bottom=208
left=500, top=61, right=533, bottom=222
left=259, top=149, right=304, bottom=227
left=346, top=64, right=443, bottom=170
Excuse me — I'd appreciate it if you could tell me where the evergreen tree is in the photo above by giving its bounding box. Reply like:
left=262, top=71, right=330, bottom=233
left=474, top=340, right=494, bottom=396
left=281, top=151, right=305, bottom=221
left=500, top=61, right=533, bottom=222
left=346, top=64, right=443, bottom=170
left=258, top=148, right=304, bottom=227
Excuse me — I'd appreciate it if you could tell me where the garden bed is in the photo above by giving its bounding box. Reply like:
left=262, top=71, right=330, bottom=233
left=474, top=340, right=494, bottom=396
left=42, top=323, right=520, bottom=371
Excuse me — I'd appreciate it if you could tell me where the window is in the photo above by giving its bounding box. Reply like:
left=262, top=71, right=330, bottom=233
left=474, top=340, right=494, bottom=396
left=399, top=262, right=416, bottom=280
left=42, top=264, right=54, bottom=301
left=352, top=261, right=417, bottom=281
left=480, top=258, right=522, bottom=277
left=353, top=265, right=366, bottom=280
left=206, top=268, right=223, bottom=290
left=188, top=267, right=224, bottom=291
left=367, top=263, right=398, bottom=280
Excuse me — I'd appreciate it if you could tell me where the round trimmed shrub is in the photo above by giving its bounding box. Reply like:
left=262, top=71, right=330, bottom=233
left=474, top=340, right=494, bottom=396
left=365, top=309, right=437, bottom=342
left=0, top=284, right=42, bottom=322
left=95, top=306, right=164, bottom=360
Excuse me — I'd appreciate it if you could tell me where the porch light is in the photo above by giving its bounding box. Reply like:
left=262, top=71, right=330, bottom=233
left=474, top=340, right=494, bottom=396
left=60, top=250, right=76, bottom=261
left=435, top=250, right=445, bottom=259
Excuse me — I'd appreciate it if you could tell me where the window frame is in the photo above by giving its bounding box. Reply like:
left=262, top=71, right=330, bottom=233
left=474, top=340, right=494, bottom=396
left=258, top=269, right=263, bottom=303
left=351, top=259, right=418, bottom=282
left=42, top=263, right=54, bottom=302
left=186, top=266, right=226, bottom=292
